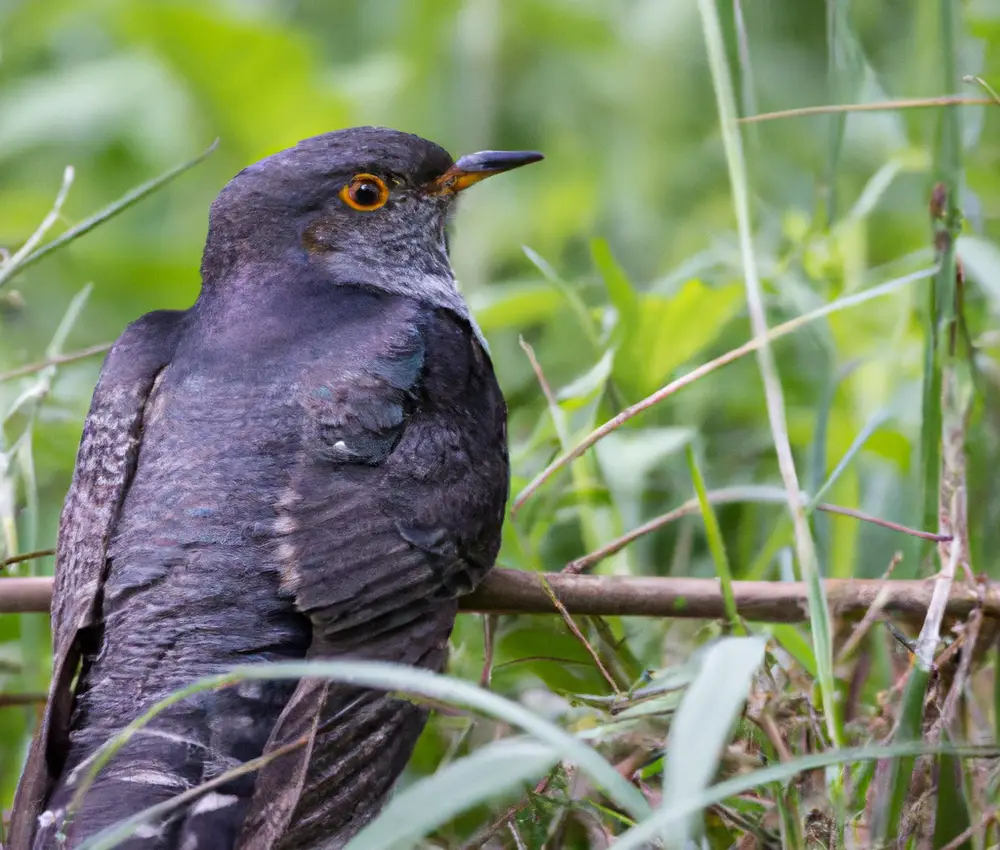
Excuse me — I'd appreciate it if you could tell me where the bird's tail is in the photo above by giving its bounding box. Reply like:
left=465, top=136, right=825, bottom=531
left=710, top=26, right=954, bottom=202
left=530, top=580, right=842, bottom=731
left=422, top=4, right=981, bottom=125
left=231, top=603, right=457, bottom=850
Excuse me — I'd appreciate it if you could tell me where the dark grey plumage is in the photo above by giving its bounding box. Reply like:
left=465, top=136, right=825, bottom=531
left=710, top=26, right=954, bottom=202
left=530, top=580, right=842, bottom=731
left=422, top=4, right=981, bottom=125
left=9, top=127, right=541, bottom=849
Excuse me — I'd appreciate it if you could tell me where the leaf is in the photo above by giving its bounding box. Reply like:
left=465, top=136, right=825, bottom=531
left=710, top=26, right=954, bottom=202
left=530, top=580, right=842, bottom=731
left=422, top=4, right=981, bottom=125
left=612, top=741, right=996, bottom=850
left=120, top=5, right=349, bottom=158
left=614, top=279, right=744, bottom=397
left=72, top=659, right=650, bottom=849
left=591, top=238, right=640, bottom=341
left=661, top=635, right=766, bottom=847
left=468, top=282, right=564, bottom=333
left=557, top=349, right=614, bottom=405
left=345, top=737, right=558, bottom=850
left=593, top=427, right=693, bottom=501
left=932, top=751, right=971, bottom=849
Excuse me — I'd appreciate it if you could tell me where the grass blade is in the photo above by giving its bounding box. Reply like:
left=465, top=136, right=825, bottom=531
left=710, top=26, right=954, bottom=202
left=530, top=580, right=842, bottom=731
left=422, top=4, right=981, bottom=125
left=661, top=636, right=765, bottom=846
left=0, top=140, right=218, bottom=288
left=807, top=409, right=889, bottom=510
left=65, top=658, right=650, bottom=836
left=697, top=0, right=840, bottom=750
left=612, top=741, right=997, bottom=850
left=346, top=737, right=559, bottom=850
left=685, top=444, right=744, bottom=635
left=0, top=166, right=74, bottom=290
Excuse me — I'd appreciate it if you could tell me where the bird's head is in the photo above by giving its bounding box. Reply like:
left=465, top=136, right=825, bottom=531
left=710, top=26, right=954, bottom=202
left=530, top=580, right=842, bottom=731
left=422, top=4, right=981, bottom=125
left=201, top=127, right=542, bottom=308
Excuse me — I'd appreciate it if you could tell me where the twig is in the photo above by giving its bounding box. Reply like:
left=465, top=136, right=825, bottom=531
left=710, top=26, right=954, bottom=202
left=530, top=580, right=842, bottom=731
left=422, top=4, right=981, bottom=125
left=737, top=95, right=995, bottom=125
left=519, top=337, right=560, bottom=415
left=7, top=571, right=1000, bottom=626
left=480, top=613, right=497, bottom=688
left=817, top=502, right=947, bottom=541
left=759, top=712, right=793, bottom=763
left=836, top=551, right=902, bottom=664
left=566, top=488, right=946, bottom=574
left=931, top=603, right=983, bottom=742
left=1, top=548, right=55, bottom=570
left=538, top=576, right=621, bottom=696
left=513, top=267, right=934, bottom=513
left=0, top=692, right=46, bottom=707
left=0, top=344, right=111, bottom=383
left=0, top=577, right=55, bottom=613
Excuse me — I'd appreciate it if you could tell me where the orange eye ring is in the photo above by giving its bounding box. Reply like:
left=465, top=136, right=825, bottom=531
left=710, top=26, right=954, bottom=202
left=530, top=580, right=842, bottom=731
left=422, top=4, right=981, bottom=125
left=339, top=173, right=390, bottom=211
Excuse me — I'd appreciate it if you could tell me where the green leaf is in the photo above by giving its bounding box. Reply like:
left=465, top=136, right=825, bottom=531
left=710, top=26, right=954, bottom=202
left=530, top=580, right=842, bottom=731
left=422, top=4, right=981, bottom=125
left=594, top=427, right=692, bottom=511
left=346, top=737, right=558, bottom=850
left=591, top=237, right=640, bottom=340
left=686, top=444, right=744, bottom=635
left=613, top=741, right=997, bottom=850
left=557, top=349, right=615, bottom=405
left=614, top=279, right=744, bottom=396
left=871, top=664, right=931, bottom=843
left=469, top=282, right=564, bottom=333
left=73, top=659, right=650, bottom=850
left=766, top=624, right=817, bottom=679
left=661, top=636, right=766, bottom=847
left=933, top=751, right=971, bottom=849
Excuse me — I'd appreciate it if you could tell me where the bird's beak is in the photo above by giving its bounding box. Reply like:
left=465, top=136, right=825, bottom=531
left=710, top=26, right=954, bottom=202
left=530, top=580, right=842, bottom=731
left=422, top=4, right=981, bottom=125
left=428, top=150, right=544, bottom=195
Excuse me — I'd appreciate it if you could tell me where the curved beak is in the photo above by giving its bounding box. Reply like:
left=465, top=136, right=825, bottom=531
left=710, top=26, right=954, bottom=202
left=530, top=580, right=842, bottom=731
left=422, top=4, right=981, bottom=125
left=429, top=149, right=544, bottom=194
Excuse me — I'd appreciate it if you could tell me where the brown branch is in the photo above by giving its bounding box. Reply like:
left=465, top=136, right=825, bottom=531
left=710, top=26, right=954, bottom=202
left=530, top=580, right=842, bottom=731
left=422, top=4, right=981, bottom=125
left=0, top=578, right=55, bottom=613
left=0, top=343, right=111, bottom=383
left=5, top=570, right=999, bottom=626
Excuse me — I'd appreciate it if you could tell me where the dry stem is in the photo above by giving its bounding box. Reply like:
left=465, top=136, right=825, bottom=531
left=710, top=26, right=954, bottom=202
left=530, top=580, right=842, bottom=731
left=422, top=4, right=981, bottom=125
left=5, top=570, right=1000, bottom=626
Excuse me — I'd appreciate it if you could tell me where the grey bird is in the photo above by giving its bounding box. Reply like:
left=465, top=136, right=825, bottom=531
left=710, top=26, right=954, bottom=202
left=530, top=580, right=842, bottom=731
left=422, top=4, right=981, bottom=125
left=8, top=127, right=541, bottom=849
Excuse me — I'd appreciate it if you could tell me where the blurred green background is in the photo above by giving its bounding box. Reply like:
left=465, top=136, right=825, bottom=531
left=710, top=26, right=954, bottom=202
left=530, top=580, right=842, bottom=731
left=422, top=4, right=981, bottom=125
left=3, top=0, right=1000, bottom=845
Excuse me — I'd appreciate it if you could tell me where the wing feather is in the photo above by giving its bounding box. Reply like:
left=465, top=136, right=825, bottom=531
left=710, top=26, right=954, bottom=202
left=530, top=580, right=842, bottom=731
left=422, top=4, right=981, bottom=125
left=8, top=310, right=183, bottom=850
left=234, top=307, right=508, bottom=850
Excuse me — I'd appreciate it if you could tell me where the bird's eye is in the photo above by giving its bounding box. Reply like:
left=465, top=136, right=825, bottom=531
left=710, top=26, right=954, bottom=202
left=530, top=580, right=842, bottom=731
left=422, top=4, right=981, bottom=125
left=340, top=173, right=390, bottom=211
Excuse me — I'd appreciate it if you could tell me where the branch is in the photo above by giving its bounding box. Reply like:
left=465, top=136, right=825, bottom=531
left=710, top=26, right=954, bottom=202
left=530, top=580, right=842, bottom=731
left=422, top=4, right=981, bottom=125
left=3, top=571, right=998, bottom=626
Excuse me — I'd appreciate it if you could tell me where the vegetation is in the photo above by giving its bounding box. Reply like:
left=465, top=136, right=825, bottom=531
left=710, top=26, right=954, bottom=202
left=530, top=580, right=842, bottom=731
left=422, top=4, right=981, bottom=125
left=2, top=1, right=1000, bottom=846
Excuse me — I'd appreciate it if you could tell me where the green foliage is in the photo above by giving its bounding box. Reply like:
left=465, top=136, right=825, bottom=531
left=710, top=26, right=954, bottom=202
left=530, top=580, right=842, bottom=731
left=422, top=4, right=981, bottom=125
left=3, top=0, right=1000, bottom=847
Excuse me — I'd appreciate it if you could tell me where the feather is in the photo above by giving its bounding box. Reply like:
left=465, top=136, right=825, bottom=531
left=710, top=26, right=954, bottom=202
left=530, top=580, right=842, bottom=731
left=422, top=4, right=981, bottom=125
left=10, top=311, right=183, bottom=850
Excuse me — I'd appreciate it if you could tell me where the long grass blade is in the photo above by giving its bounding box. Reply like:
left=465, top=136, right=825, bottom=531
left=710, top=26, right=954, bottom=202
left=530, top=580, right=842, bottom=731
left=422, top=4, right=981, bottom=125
left=0, top=140, right=218, bottom=288
left=65, top=659, right=650, bottom=834
left=685, top=444, right=744, bottom=635
left=346, top=738, right=559, bottom=850
left=697, top=0, right=840, bottom=750
left=612, top=741, right=998, bottom=850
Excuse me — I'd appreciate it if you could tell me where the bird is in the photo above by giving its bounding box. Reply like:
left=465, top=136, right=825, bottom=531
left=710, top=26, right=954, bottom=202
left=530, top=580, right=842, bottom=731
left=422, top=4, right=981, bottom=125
left=8, top=127, right=542, bottom=850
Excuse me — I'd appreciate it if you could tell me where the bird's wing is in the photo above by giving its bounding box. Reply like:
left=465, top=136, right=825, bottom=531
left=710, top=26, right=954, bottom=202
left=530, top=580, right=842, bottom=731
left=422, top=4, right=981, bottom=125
left=8, top=311, right=182, bottom=850
left=232, top=306, right=508, bottom=850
